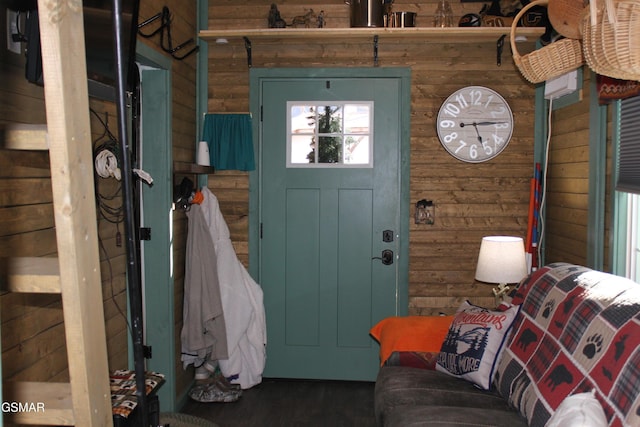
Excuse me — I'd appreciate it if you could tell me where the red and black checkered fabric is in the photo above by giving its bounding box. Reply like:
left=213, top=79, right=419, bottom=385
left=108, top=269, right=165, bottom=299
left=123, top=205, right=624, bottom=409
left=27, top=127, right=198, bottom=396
left=495, top=263, right=640, bottom=427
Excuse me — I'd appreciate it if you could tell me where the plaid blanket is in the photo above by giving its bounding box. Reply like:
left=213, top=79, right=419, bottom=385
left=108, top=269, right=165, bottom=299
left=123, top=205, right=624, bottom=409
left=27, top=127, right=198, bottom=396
left=495, top=263, right=640, bottom=427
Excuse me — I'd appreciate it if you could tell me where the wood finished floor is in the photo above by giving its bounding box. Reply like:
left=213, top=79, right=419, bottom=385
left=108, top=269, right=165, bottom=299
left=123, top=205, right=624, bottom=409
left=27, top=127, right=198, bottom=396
left=180, top=378, right=377, bottom=427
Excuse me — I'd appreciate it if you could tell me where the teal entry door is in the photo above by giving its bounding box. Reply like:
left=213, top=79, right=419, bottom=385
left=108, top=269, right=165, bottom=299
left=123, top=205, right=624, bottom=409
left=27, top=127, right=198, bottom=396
left=255, top=70, right=409, bottom=381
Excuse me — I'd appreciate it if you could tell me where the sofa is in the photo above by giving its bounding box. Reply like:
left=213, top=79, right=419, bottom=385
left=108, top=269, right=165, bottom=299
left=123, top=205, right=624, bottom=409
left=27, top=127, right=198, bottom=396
left=374, top=263, right=640, bottom=427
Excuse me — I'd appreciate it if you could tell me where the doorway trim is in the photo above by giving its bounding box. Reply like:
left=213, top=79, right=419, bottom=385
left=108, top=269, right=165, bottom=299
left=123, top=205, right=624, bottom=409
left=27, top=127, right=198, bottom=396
left=135, top=42, right=176, bottom=410
left=248, top=67, right=411, bottom=315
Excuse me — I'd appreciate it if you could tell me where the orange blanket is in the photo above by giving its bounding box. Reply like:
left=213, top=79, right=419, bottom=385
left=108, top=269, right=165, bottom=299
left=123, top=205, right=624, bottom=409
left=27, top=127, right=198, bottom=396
left=370, top=315, right=454, bottom=365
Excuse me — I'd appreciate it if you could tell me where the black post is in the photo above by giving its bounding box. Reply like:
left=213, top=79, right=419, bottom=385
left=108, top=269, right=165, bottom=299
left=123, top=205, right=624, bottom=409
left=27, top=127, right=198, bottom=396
left=111, top=0, right=149, bottom=425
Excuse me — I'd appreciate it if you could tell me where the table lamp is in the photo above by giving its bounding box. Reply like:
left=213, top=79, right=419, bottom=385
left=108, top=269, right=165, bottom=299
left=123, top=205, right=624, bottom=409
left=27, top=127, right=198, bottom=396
left=475, top=236, right=528, bottom=303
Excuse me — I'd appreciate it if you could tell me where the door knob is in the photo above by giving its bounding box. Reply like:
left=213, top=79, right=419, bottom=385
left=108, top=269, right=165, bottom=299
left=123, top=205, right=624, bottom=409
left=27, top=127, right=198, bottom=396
left=372, top=249, right=394, bottom=265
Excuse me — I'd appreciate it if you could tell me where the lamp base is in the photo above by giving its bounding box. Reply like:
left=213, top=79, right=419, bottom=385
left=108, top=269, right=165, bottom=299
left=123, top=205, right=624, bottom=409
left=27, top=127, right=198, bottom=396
left=492, top=283, right=510, bottom=305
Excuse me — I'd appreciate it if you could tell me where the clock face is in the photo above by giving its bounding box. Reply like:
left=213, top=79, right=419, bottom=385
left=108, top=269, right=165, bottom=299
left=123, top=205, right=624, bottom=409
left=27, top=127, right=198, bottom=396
left=436, top=86, right=514, bottom=163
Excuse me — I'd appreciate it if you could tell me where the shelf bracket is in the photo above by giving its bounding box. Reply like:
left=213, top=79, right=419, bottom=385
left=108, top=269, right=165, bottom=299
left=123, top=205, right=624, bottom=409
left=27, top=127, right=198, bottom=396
left=373, top=35, right=379, bottom=67
left=244, top=36, right=253, bottom=68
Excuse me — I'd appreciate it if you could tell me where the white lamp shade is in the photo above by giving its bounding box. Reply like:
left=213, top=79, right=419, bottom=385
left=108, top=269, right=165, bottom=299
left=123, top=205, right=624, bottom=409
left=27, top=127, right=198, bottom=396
left=475, top=236, right=528, bottom=284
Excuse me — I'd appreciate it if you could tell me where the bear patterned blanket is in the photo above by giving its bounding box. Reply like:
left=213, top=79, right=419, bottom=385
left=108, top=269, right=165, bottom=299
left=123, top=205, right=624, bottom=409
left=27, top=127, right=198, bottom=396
left=494, top=263, right=640, bottom=427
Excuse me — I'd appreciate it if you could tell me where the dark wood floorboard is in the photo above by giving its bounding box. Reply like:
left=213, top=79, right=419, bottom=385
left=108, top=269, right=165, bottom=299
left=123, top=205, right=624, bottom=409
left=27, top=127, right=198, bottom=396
left=180, top=379, right=377, bottom=427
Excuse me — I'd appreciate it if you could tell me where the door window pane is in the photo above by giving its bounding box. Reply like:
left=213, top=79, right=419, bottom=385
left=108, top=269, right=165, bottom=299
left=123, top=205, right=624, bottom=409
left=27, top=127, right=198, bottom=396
left=287, top=102, right=373, bottom=167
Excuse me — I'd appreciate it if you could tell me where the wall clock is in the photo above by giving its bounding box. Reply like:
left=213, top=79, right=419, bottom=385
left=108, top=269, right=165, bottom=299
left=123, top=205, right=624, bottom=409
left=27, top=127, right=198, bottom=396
left=436, top=86, right=514, bottom=163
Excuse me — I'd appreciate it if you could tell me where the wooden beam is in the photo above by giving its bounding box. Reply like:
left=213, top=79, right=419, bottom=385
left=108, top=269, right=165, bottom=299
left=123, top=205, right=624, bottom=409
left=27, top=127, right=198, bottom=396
left=36, top=0, right=112, bottom=425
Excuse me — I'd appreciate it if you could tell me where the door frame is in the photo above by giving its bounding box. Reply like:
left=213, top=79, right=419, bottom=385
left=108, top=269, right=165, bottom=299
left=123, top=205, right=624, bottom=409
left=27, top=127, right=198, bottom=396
left=135, top=43, right=176, bottom=410
left=248, top=67, right=411, bottom=316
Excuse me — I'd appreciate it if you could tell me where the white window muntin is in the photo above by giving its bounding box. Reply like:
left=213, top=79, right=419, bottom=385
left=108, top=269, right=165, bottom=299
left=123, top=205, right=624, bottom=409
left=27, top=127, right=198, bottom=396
left=286, top=101, right=374, bottom=168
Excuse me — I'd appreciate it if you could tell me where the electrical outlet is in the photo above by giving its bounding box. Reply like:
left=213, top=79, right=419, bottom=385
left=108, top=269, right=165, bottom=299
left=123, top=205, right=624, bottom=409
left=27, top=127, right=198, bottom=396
left=6, top=10, right=21, bottom=54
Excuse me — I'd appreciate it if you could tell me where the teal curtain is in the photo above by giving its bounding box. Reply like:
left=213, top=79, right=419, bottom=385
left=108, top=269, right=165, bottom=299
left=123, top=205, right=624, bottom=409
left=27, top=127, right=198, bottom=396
left=202, top=113, right=255, bottom=171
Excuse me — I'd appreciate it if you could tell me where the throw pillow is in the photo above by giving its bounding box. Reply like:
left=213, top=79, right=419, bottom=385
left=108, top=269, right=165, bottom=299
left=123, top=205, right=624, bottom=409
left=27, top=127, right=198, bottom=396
left=436, top=301, right=520, bottom=390
left=546, top=391, right=607, bottom=427
left=370, top=315, right=455, bottom=365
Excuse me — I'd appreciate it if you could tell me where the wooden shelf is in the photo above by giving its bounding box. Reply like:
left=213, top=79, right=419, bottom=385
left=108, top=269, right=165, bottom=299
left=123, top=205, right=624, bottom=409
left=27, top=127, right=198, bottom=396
left=174, top=162, right=215, bottom=175
left=199, top=26, right=544, bottom=43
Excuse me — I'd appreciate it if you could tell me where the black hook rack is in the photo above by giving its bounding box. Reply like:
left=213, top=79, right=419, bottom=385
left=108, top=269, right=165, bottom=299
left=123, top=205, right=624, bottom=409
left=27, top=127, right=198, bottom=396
left=244, top=37, right=253, bottom=68
left=373, top=35, right=379, bottom=67
left=138, top=6, right=199, bottom=60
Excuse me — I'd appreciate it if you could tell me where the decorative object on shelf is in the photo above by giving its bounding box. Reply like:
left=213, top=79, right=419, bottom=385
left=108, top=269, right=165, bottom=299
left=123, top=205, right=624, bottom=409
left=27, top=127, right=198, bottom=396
left=581, top=0, right=640, bottom=81
left=289, top=9, right=316, bottom=28
left=510, top=0, right=583, bottom=84
left=459, top=13, right=482, bottom=26
left=268, top=4, right=287, bottom=28
left=346, top=0, right=387, bottom=28
left=436, top=86, right=513, bottom=163
left=386, top=11, right=417, bottom=27
left=433, top=0, right=454, bottom=27
left=476, top=1, right=516, bottom=27
left=317, top=10, right=326, bottom=28
left=138, top=6, right=199, bottom=60
left=475, top=236, right=528, bottom=304
left=414, top=199, right=435, bottom=225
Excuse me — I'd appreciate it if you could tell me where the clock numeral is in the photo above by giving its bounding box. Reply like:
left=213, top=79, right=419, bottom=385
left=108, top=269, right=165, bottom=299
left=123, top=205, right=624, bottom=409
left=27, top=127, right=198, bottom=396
left=439, top=119, right=456, bottom=128
left=455, top=93, right=469, bottom=109
left=490, top=106, right=508, bottom=118
left=469, top=144, right=478, bottom=159
left=443, top=132, right=458, bottom=143
left=469, top=89, right=482, bottom=106
left=443, top=103, right=460, bottom=118
left=454, top=140, right=468, bottom=154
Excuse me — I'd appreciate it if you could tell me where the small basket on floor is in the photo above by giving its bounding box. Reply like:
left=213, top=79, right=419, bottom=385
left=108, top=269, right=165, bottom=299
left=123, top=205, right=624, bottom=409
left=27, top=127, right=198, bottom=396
left=511, top=0, right=584, bottom=84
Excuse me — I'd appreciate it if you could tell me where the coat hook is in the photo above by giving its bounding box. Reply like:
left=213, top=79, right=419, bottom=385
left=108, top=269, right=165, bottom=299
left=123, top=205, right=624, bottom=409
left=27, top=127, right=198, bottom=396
left=138, top=7, right=199, bottom=61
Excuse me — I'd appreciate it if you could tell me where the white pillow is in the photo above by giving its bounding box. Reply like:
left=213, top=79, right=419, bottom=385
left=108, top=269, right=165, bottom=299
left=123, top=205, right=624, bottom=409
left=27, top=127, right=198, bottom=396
left=546, top=391, right=607, bottom=427
left=436, top=300, right=520, bottom=390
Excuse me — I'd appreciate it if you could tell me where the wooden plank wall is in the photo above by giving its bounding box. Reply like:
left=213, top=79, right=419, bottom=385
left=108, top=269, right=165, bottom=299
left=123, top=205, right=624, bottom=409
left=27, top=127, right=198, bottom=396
left=544, top=70, right=611, bottom=270
left=0, top=0, right=198, bottom=405
left=0, top=17, right=129, bottom=384
left=207, top=0, right=540, bottom=314
left=545, top=72, right=591, bottom=265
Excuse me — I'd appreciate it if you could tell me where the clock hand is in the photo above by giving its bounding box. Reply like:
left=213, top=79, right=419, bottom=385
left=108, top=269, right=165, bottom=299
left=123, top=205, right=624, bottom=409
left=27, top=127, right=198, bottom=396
left=460, top=122, right=484, bottom=144
left=476, top=121, right=507, bottom=126
left=460, top=121, right=507, bottom=126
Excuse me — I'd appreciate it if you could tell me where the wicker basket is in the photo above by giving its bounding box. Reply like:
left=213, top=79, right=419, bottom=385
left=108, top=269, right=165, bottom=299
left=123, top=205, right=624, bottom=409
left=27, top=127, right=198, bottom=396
left=548, top=0, right=587, bottom=39
left=581, top=0, right=640, bottom=81
left=511, top=0, right=584, bottom=84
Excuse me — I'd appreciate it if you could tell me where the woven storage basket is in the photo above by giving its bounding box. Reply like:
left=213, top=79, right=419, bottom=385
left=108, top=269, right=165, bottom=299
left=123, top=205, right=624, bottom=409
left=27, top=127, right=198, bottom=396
left=581, top=0, right=640, bottom=81
left=548, top=0, right=588, bottom=39
left=511, top=0, right=584, bottom=84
